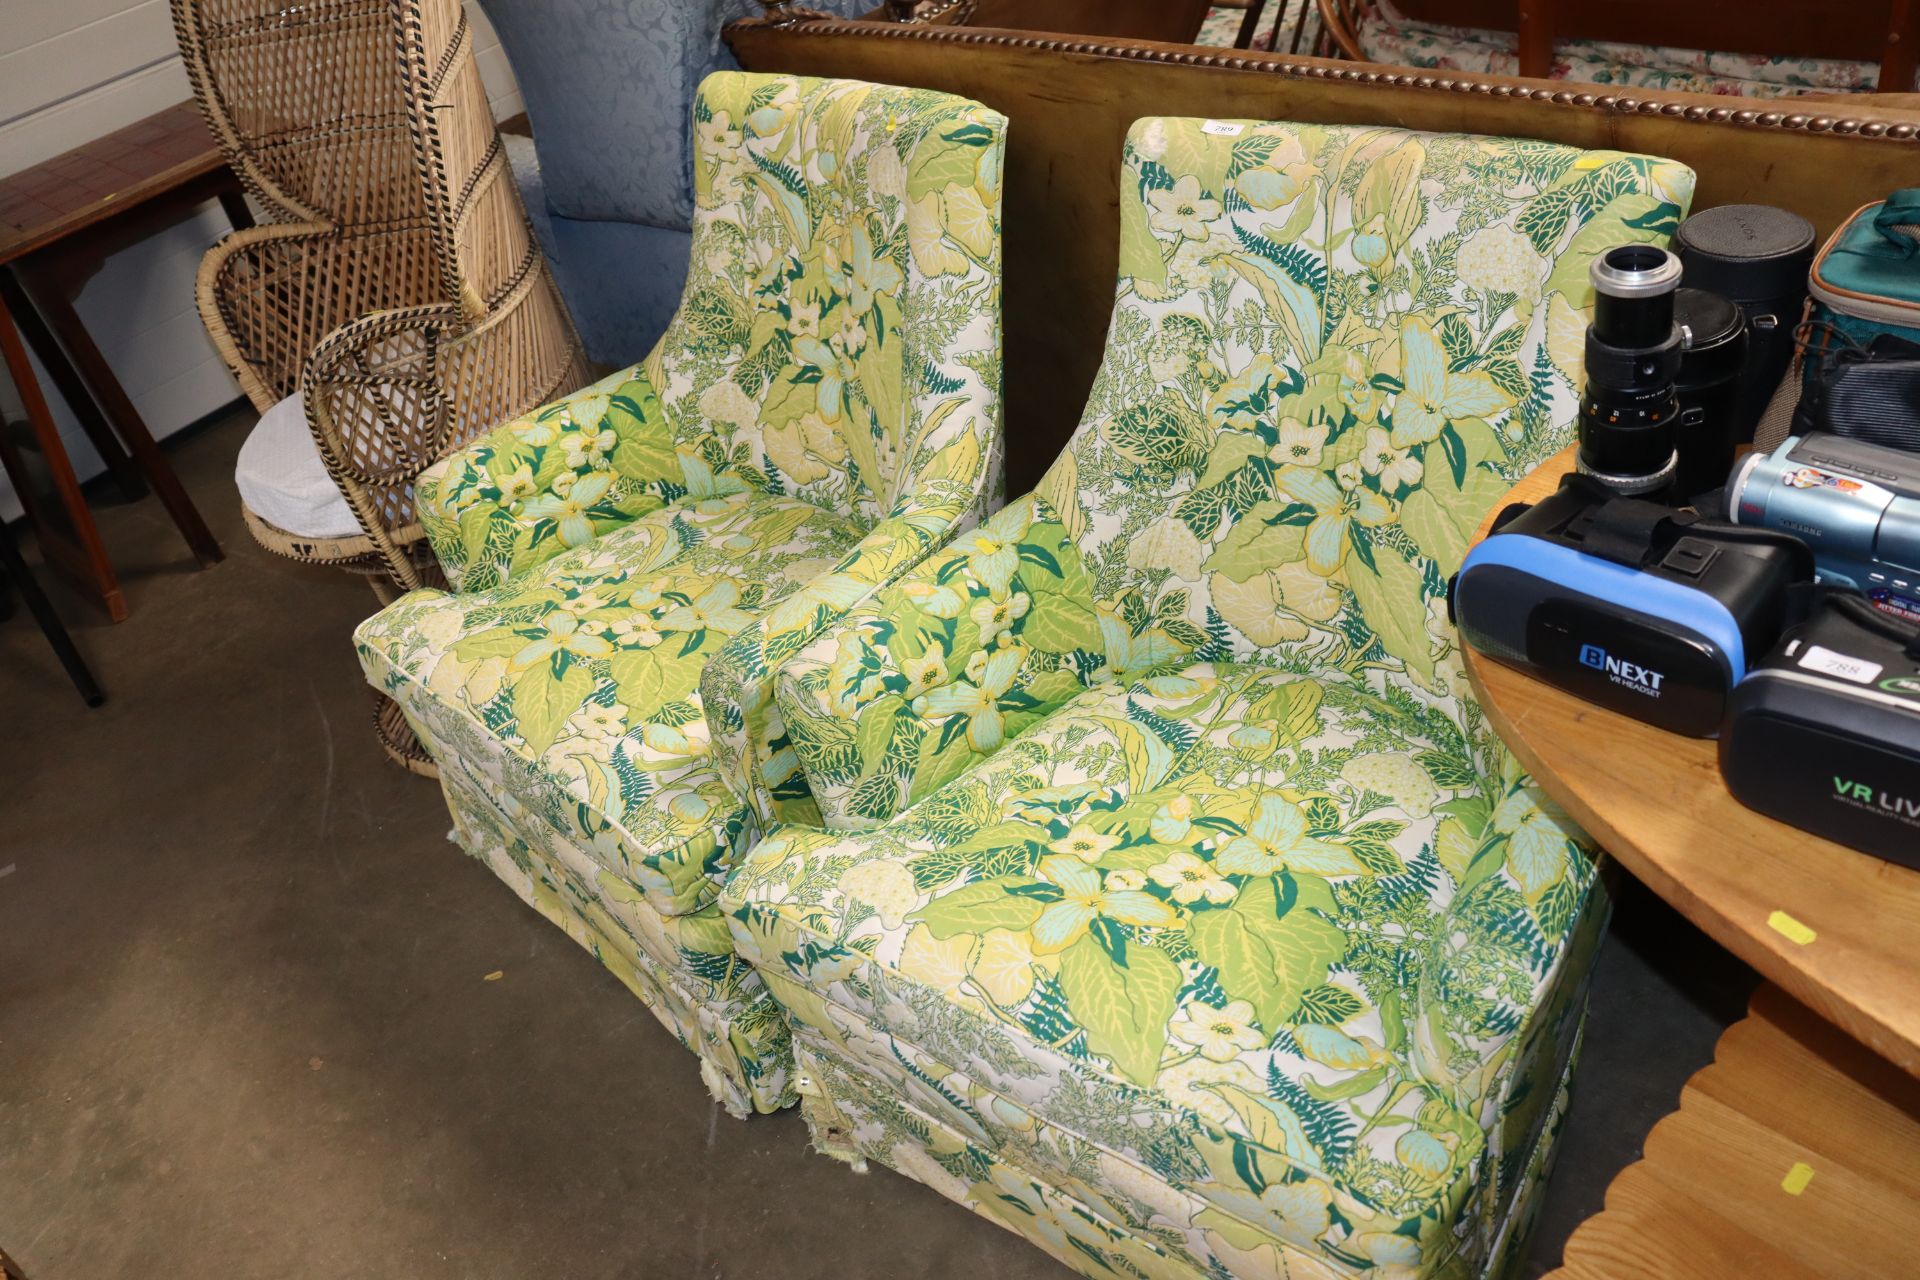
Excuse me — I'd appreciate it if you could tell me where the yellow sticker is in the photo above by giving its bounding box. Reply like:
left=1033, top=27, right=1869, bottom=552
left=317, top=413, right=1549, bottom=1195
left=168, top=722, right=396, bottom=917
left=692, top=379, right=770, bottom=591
left=1781, top=1161, right=1815, bottom=1195
left=1768, top=911, right=1816, bottom=945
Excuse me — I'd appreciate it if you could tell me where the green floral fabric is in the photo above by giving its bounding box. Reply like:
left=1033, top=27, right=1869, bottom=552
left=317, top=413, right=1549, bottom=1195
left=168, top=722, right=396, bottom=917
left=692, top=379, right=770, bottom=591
left=727, top=670, right=1605, bottom=1277
left=357, top=71, right=1008, bottom=1113
left=723, top=119, right=1693, bottom=1276
left=418, top=372, right=682, bottom=595
left=777, top=121, right=1695, bottom=833
left=413, top=71, right=1008, bottom=829
left=437, top=746, right=794, bottom=1116
left=361, top=493, right=865, bottom=918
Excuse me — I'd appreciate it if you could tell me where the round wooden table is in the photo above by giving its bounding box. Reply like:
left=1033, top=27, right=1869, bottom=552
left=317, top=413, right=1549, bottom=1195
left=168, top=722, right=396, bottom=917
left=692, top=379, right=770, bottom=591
left=1463, top=446, right=1920, bottom=1075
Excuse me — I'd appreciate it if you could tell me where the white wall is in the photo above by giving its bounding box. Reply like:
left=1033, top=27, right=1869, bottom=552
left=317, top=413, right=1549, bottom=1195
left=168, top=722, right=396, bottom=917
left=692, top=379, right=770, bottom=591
left=468, top=4, right=526, bottom=125
left=0, top=0, right=524, bottom=523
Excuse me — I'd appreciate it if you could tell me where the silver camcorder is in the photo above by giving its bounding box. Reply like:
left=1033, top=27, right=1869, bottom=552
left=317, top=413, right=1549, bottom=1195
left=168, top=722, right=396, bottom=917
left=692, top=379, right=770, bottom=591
left=1730, top=431, right=1920, bottom=621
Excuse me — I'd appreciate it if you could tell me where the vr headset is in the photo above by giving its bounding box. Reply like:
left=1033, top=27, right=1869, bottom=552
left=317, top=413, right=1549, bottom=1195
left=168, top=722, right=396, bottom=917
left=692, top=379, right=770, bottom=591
left=1721, top=593, right=1920, bottom=869
left=1450, top=475, right=1814, bottom=736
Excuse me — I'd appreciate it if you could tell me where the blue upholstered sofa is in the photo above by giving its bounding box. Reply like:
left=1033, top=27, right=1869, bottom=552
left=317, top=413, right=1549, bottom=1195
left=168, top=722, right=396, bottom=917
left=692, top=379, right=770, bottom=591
left=478, top=0, right=872, bottom=366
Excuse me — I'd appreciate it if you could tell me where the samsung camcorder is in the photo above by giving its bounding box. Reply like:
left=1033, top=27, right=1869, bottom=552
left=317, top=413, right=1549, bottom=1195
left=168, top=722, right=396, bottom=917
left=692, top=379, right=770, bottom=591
left=1729, top=431, right=1920, bottom=624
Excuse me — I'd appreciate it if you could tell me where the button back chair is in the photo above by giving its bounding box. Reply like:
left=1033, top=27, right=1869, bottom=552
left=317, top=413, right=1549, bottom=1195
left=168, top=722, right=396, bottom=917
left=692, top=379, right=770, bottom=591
left=176, top=0, right=587, bottom=772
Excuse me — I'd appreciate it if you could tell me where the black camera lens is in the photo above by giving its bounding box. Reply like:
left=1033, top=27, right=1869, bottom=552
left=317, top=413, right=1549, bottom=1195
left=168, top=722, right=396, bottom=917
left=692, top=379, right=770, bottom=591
left=1591, top=245, right=1680, bottom=348
left=1578, top=244, right=1683, bottom=497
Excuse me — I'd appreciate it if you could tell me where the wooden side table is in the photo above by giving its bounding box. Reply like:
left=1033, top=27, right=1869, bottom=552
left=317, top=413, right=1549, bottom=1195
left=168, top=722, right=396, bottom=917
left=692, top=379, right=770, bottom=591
left=0, top=101, right=236, bottom=622
left=1462, top=446, right=1920, bottom=1077
left=1462, top=448, right=1920, bottom=1276
left=1548, top=984, right=1920, bottom=1279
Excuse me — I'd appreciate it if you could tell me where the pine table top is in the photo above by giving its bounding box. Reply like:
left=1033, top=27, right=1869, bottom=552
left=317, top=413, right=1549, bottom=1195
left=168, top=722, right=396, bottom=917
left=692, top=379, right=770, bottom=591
left=1463, top=446, right=1920, bottom=1074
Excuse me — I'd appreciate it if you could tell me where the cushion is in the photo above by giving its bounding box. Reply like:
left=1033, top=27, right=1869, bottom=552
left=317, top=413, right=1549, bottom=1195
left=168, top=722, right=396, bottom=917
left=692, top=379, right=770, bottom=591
left=357, top=490, right=864, bottom=916
left=724, top=661, right=1601, bottom=1278
left=233, top=392, right=363, bottom=540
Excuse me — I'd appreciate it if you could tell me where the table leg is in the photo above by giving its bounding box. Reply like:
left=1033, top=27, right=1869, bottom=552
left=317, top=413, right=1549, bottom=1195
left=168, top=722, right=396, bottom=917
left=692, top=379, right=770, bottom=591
left=0, top=268, right=145, bottom=503
left=216, top=186, right=255, bottom=233
left=0, top=510, right=104, bottom=706
left=11, top=257, right=224, bottom=568
left=0, top=294, right=127, bottom=621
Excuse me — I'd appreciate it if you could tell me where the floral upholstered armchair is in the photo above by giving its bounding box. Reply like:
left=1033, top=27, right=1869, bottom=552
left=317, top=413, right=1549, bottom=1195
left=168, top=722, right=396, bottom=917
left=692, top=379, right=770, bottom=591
left=355, top=72, right=1007, bottom=1116
left=720, top=123, right=1694, bottom=1275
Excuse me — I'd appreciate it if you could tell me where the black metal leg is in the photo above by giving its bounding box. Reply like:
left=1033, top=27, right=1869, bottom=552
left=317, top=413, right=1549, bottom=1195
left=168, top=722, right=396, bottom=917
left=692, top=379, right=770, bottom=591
left=0, top=520, right=104, bottom=707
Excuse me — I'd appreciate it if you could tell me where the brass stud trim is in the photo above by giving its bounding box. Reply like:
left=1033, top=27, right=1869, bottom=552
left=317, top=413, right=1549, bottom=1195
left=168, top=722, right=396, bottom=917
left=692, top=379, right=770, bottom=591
left=731, top=18, right=1920, bottom=140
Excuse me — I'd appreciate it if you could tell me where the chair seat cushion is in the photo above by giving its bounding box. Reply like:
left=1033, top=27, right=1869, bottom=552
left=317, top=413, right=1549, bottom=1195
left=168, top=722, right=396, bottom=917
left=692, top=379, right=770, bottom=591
left=357, top=490, right=865, bottom=916
left=234, top=392, right=364, bottom=539
left=1357, top=0, right=1889, bottom=98
left=722, top=661, right=1603, bottom=1277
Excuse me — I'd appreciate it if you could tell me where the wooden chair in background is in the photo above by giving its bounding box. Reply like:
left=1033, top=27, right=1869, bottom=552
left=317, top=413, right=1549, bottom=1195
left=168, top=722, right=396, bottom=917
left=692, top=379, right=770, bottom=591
left=891, top=0, right=1216, bottom=43
left=1320, top=0, right=1920, bottom=88
left=1208, top=0, right=1327, bottom=53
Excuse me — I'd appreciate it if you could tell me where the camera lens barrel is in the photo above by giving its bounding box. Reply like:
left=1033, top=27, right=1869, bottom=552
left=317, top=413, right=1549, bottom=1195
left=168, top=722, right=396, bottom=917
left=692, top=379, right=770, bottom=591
left=1590, top=244, right=1682, bottom=347
left=1577, top=245, right=1684, bottom=496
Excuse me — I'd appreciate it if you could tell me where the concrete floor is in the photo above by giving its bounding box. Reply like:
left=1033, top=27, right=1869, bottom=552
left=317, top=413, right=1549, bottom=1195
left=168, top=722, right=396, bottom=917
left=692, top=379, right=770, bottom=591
left=0, top=408, right=1756, bottom=1279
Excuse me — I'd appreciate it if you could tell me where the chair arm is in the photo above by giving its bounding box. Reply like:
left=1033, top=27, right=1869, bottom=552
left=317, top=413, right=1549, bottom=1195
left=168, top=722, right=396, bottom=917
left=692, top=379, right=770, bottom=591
left=195, top=222, right=441, bottom=415
left=1316, top=0, right=1369, bottom=61
left=404, top=361, right=682, bottom=595
left=767, top=491, right=1101, bottom=832
left=300, top=264, right=589, bottom=590
left=699, top=463, right=989, bottom=830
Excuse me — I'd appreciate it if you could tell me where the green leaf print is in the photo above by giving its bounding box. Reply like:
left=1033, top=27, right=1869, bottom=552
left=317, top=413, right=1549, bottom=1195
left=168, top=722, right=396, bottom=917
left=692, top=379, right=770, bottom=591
left=1058, top=931, right=1181, bottom=1086
left=1293, top=983, right=1367, bottom=1026
left=609, top=647, right=705, bottom=717
left=512, top=663, right=592, bottom=756
left=910, top=878, right=1050, bottom=939
left=1344, top=537, right=1437, bottom=682
left=1187, top=875, right=1346, bottom=1035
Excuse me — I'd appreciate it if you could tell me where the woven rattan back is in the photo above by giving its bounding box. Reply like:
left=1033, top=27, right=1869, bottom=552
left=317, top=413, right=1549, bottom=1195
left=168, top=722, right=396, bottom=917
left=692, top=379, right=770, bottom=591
left=175, top=0, right=427, bottom=226
left=176, top=0, right=530, bottom=307
left=181, top=0, right=583, bottom=583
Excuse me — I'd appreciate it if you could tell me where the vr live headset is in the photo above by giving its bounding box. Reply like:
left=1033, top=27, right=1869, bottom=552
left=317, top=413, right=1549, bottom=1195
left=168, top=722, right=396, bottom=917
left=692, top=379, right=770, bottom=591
left=1450, top=474, right=1812, bottom=736
left=1721, top=593, right=1920, bottom=869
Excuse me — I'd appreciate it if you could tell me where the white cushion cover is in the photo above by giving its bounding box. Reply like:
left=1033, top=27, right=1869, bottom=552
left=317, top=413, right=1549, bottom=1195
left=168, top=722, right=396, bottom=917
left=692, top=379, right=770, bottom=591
left=234, top=392, right=363, bottom=540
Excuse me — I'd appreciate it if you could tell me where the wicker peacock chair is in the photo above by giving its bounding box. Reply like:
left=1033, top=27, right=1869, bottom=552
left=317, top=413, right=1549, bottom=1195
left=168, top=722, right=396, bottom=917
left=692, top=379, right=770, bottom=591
left=176, top=0, right=588, bottom=774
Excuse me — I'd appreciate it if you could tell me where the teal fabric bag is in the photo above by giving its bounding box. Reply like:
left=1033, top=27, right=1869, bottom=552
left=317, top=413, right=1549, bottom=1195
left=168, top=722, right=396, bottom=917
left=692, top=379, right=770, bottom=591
left=1802, top=192, right=1920, bottom=379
